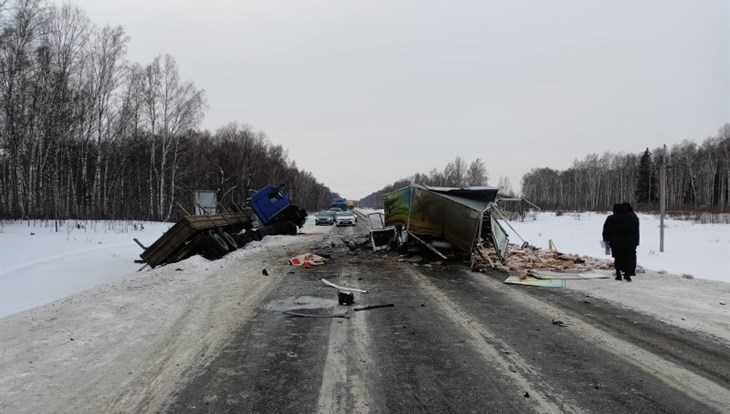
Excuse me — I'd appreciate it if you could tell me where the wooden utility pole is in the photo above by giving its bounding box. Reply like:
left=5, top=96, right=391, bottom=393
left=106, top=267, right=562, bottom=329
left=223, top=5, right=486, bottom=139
left=659, top=145, right=667, bottom=252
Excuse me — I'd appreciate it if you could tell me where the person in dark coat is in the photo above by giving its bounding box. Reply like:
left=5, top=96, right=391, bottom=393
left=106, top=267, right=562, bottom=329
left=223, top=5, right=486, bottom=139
left=602, top=202, right=640, bottom=281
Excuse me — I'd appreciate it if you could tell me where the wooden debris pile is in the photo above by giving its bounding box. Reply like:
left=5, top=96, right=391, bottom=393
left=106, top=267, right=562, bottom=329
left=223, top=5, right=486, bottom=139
left=474, top=244, right=616, bottom=274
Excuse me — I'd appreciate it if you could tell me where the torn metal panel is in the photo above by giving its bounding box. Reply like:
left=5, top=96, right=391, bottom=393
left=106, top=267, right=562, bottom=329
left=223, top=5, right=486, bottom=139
left=489, top=212, right=509, bottom=261
left=367, top=212, right=395, bottom=251
left=371, top=229, right=396, bottom=251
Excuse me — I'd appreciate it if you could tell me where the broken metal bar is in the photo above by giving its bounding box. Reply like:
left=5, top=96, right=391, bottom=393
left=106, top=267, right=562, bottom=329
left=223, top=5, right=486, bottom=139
left=353, top=304, right=394, bottom=312
left=321, top=278, right=368, bottom=293
left=283, top=311, right=349, bottom=319
left=407, top=231, right=448, bottom=260
left=133, top=238, right=148, bottom=250
left=176, top=202, right=191, bottom=217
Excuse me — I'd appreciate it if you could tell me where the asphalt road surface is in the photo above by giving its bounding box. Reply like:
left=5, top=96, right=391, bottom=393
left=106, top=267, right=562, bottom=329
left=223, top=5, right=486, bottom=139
left=165, top=220, right=729, bottom=414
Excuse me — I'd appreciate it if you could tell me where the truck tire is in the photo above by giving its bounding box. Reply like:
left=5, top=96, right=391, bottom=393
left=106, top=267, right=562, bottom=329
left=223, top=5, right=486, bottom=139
left=221, top=231, right=238, bottom=250
left=203, top=231, right=229, bottom=259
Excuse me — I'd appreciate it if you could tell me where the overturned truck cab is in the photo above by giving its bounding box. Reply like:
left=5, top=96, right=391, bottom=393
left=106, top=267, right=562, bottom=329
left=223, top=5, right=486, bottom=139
left=377, top=184, right=509, bottom=263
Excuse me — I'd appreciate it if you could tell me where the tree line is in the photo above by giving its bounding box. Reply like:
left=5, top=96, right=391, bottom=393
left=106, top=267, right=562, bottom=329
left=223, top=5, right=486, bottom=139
left=521, top=124, right=730, bottom=212
left=358, top=157, right=494, bottom=208
left=0, top=0, right=334, bottom=221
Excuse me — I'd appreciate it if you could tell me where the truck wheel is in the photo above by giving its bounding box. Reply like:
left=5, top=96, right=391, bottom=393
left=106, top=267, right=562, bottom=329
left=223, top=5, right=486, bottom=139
left=221, top=231, right=239, bottom=250
left=203, top=231, right=229, bottom=259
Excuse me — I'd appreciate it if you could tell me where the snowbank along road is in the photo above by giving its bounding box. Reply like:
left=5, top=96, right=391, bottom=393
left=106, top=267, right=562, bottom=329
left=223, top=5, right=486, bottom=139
left=1, top=218, right=729, bottom=413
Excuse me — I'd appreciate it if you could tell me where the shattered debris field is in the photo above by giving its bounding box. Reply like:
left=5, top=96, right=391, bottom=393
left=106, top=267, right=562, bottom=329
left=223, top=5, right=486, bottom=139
left=1, top=219, right=729, bottom=414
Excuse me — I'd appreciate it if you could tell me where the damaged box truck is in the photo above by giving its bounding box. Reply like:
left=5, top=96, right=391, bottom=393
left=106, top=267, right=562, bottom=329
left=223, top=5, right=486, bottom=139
left=373, top=184, right=509, bottom=263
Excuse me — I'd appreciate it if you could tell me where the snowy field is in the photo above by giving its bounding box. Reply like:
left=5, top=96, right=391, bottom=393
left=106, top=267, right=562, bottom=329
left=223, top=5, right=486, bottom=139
left=0, top=220, right=172, bottom=318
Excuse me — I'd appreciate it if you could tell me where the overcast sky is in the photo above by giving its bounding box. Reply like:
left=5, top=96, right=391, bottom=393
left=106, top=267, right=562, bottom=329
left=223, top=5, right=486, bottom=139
left=65, top=0, right=728, bottom=200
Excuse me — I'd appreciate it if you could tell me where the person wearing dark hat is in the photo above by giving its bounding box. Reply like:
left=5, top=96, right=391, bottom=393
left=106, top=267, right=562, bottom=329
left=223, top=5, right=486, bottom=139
left=602, top=202, right=640, bottom=281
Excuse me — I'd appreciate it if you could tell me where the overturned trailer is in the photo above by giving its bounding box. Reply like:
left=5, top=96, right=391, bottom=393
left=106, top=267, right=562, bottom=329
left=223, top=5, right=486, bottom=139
left=139, top=210, right=255, bottom=268
left=377, top=184, right=510, bottom=263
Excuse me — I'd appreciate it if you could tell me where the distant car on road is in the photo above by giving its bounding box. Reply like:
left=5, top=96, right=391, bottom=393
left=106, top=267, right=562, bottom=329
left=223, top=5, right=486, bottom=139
left=315, top=211, right=335, bottom=226
left=335, top=211, right=357, bottom=226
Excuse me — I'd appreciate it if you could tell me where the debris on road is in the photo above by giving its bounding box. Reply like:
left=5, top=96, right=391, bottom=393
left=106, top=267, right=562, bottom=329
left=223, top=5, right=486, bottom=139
left=290, top=253, right=326, bottom=267
left=503, top=275, right=565, bottom=288
left=552, top=319, right=571, bottom=328
left=283, top=311, right=349, bottom=319
left=338, top=236, right=371, bottom=251
left=406, top=255, right=424, bottom=264
left=528, top=269, right=609, bottom=280
left=262, top=269, right=269, bottom=276
left=337, top=291, right=355, bottom=305
left=353, top=304, right=395, bottom=312
left=474, top=244, right=616, bottom=274
left=321, top=278, right=368, bottom=293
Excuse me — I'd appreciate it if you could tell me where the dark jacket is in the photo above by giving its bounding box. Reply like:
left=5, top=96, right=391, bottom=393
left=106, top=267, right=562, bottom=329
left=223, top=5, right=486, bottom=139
left=602, top=203, right=640, bottom=249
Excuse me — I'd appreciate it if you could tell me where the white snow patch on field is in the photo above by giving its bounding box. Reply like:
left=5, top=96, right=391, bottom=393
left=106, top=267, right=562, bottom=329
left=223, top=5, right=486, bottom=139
left=0, top=220, right=172, bottom=318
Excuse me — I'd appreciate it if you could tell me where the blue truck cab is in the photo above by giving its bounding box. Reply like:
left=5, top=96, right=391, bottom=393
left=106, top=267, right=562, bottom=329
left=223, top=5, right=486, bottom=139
left=331, top=197, right=348, bottom=211
left=250, top=185, right=307, bottom=227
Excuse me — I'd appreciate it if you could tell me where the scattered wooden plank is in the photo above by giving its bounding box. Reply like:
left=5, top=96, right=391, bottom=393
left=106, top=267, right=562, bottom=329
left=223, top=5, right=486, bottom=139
left=321, top=278, right=368, bottom=293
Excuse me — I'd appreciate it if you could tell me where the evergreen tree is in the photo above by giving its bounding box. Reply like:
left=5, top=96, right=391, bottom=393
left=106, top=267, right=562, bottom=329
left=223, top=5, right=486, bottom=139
left=635, top=148, right=656, bottom=204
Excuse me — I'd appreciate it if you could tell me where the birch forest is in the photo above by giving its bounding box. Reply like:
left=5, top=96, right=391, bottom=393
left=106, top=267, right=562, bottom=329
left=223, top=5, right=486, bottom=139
left=0, top=0, right=334, bottom=221
left=521, top=124, right=730, bottom=212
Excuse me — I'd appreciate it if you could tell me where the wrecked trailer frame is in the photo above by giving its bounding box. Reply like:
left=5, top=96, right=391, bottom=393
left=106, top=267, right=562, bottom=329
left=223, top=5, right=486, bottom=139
left=381, top=184, right=510, bottom=262
left=139, top=211, right=254, bottom=268
left=139, top=185, right=308, bottom=269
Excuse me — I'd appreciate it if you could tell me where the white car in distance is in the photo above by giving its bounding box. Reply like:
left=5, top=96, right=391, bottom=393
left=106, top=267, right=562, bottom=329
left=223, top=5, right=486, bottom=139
left=335, top=211, right=357, bottom=226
